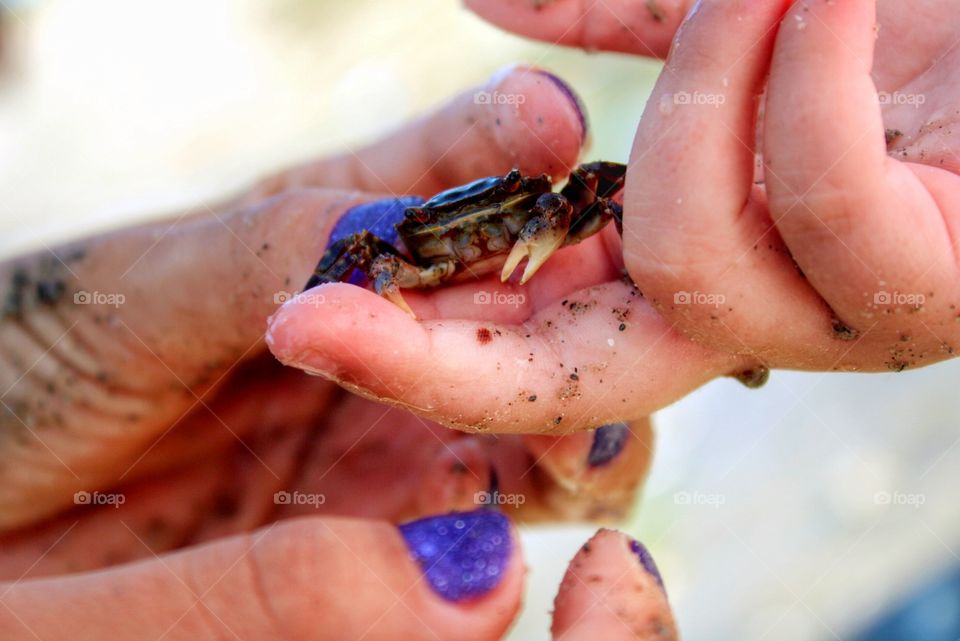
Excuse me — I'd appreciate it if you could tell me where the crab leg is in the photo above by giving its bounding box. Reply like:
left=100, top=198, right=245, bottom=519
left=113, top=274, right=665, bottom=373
left=562, top=161, right=627, bottom=240
left=305, top=230, right=404, bottom=289
left=500, top=193, right=574, bottom=284
left=370, top=256, right=456, bottom=318
left=564, top=199, right=623, bottom=245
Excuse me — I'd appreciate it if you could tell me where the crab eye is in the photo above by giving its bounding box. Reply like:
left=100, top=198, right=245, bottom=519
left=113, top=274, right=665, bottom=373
left=404, top=208, right=430, bottom=222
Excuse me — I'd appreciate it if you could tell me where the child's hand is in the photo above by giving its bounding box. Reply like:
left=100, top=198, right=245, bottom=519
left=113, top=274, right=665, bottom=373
left=626, top=0, right=960, bottom=374
left=472, top=0, right=960, bottom=371
left=269, top=0, right=960, bottom=435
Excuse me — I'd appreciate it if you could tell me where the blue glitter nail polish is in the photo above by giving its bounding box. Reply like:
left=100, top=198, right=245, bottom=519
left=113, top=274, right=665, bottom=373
left=629, top=539, right=666, bottom=593
left=588, top=422, right=629, bottom=467
left=399, top=510, right=512, bottom=602
left=313, top=195, right=425, bottom=287
left=536, top=71, right=588, bottom=141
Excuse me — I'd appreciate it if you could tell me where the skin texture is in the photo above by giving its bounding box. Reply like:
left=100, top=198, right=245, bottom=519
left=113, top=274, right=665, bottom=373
left=267, top=0, right=960, bottom=434
left=627, top=0, right=960, bottom=372
left=0, top=66, right=661, bottom=638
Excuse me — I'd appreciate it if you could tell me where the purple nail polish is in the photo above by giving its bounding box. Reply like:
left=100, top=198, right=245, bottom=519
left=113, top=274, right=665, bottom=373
left=536, top=71, right=588, bottom=142
left=399, top=510, right=512, bottom=602
left=306, top=195, right=425, bottom=288
left=629, top=539, right=666, bottom=593
left=588, top=422, right=629, bottom=467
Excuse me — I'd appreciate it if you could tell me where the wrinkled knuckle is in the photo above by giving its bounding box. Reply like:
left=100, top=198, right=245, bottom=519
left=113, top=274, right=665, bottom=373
left=243, top=520, right=342, bottom=640
left=244, top=535, right=298, bottom=641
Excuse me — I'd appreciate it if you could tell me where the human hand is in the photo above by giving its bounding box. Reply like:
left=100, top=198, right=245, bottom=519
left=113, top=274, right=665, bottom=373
left=0, top=66, right=654, bottom=531
left=268, top=0, right=960, bottom=435
left=470, top=0, right=960, bottom=371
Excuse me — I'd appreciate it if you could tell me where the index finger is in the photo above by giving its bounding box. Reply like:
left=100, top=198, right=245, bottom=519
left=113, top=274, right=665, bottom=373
left=465, top=0, right=695, bottom=58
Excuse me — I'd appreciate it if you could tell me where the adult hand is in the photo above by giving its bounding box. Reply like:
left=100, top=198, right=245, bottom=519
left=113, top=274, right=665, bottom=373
left=0, top=66, right=652, bottom=532
left=2, top=519, right=676, bottom=641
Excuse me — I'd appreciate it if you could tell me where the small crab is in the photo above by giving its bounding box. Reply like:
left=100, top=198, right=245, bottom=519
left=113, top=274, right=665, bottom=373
left=305, top=161, right=627, bottom=316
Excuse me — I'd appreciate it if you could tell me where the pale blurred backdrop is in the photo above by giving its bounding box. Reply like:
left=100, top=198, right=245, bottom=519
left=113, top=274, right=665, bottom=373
left=1, top=1, right=959, bottom=640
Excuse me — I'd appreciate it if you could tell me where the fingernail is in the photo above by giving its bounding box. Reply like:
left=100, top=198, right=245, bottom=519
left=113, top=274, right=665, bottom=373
left=629, top=539, right=666, bottom=594
left=400, top=510, right=512, bottom=602
left=534, top=70, right=588, bottom=143
left=306, top=195, right=425, bottom=289
left=588, top=422, right=630, bottom=467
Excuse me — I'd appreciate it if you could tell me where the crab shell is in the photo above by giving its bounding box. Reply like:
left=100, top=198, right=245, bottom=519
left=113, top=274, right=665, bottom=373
left=395, top=169, right=555, bottom=281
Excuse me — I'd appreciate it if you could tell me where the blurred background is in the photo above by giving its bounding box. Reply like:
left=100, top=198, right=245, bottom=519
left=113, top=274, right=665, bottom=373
left=1, top=1, right=958, bottom=639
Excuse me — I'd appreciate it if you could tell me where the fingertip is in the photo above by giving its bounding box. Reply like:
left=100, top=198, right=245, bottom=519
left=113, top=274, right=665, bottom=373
left=552, top=529, right=676, bottom=640
left=485, top=65, right=587, bottom=176
left=265, top=282, right=429, bottom=382
left=399, top=510, right=524, bottom=606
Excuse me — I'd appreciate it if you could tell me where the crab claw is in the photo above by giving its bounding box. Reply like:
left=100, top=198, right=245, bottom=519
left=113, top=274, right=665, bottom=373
left=500, top=193, right=573, bottom=285
left=382, top=286, right=417, bottom=319
left=500, top=232, right=567, bottom=285
left=372, top=263, right=417, bottom=319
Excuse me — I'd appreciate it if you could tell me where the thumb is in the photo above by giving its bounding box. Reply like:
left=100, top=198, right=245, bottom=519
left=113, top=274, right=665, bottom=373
left=0, top=510, right=523, bottom=641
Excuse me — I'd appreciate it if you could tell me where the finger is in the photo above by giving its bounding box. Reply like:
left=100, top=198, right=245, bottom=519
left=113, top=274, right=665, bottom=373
left=551, top=529, right=676, bottom=640
left=765, top=0, right=960, bottom=366
left=465, top=0, right=695, bottom=58
left=624, top=0, right=856, bottom=366
left=266, top=279, right=743, bottom=434
left=0, top=511, right=523, bottom=641
left=239, top=65, right=587, bottom=203
left=523, top=419, right=654, bottom=520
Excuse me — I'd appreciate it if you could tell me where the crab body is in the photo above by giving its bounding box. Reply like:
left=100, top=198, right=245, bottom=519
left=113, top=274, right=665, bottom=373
left=397, top=169, right=553, bottom=282
left=306, top=161, right=627, bottom=315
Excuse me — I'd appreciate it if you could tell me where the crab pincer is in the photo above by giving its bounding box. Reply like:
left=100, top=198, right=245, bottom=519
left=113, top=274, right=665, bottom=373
left=500, top=193, right=574, bottom=284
